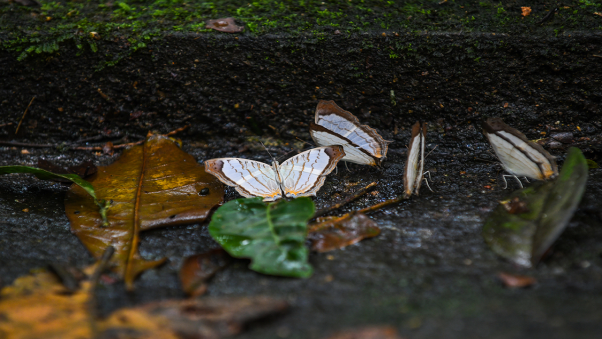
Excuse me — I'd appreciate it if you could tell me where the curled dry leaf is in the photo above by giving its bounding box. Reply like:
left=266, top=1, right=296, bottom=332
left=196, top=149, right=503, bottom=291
left=497, top=272, right=537, bottom=288
left=308, top=213, right=380, bottom=253
left=521, top=7, right=532, bottom=17
left=180, top=249, right=230, bottom=296
left=65, top=134, right=224, bottom=289
left=0, top=268, right=287, bottom=339
left=324, top=326, right=402, bottom=339
left=206, top=17, right=244, bottom=33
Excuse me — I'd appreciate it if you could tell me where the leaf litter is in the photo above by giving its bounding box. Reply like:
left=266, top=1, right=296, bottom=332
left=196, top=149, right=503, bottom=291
left=65, top=134, right=224, bottom=289
left=0, top=258, right=287, bottom=339
left=180, top=249, right=231, bottom=297
left=483, top=147, right=588, bottom=267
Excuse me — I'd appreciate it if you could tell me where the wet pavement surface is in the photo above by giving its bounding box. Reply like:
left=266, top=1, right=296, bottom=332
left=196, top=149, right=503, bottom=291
left=1, top=131, right=602, bottom=339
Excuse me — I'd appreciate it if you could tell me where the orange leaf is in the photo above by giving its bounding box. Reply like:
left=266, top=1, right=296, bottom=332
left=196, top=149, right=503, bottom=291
left=65, top=135, right=224, bottom=289
left=179, top=249, right=230, bottom=296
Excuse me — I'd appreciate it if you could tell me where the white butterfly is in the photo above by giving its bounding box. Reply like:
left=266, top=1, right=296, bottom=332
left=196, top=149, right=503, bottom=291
left=309, top=100, right=389, bottom=166
left=204, top=146, right=345, bottom=201
left=404, top=121, right=427, bottom=196
left=483, top=118, right=557, bottom=188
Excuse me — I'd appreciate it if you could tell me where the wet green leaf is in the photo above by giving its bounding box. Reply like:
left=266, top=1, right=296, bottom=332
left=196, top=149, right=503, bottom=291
left=531, top=147, right=588, bottom=264
left=483, top=148, right=588, bottom=267
left=586, top=159, right=599, bottom=169
left=209, top=197, right=314, bottom=278
left=0, top=165, right=96, bottom=200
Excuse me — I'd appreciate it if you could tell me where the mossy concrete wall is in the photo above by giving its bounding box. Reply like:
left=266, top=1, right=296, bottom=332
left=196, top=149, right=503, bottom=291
left=2, top=31, right=602, bottom=148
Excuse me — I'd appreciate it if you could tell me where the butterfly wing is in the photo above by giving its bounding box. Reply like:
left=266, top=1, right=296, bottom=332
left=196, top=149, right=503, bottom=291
left=277, top=146, right=345, bottom=198
left=204, top=158, right=282, bottom=201
left=483, top=118, right=557, bottom=180
left=310, top=123, right=377, bottom=166
left=404, top=122, right=423, bottom=196
left=313, top=100, right=389, bottom=166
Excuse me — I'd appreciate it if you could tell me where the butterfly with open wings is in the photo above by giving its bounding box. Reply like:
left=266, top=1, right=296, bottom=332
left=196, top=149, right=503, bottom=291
left=204, top=146, right=345, bottom=201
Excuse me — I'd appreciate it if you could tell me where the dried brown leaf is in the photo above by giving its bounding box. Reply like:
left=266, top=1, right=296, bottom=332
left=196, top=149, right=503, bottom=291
left=497, top=272, right=537, bottom=288
left=308, top=213, right=380, bottom=253
left=0, top=269, right=287, bottom=339
left=180, top=249, right=230, bottom=296
left=206, top=17, right=244, bottom=33
left=65, top=135, right=224, bottom=289
left=324, top=326, right=403, bottom=339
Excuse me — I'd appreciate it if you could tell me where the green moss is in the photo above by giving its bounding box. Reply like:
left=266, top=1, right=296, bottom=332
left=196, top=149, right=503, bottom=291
left=1, top=0, right=599, bottom=68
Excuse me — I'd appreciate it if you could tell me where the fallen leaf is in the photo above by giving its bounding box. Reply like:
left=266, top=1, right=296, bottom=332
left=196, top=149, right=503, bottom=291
left=497, top=272, right=537, bottom=288
left=206, top=18, right=244, bottom=33
left=0, top=269, right=93, bottom=339
left=521, top=7, right=532, bottom=17
left=65, top=134, right=224, bottom=289
left=500, top=197, right=530, bottom=214
left=308, top=213, right=380, bottom=253
left=483, top=147, right=588, bottom=267
left=324, top=326, right=402, bottom=339
left=180, top=249, right=230, bottom=296
left=586, top=159, right=599, bottom=169
left=0, top=268, right=287, bottom=339
left=104, top=296, right=288, bottom=339
left=209, top=197, right=314, bottom=278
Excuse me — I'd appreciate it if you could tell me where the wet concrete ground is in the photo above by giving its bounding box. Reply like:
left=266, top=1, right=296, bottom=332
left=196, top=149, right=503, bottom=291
left=1, top=131, right=602, bottom=339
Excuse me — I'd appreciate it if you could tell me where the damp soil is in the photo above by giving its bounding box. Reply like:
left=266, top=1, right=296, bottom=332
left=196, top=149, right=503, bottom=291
left=2, top=1, right=602, bottom=338
left=2, top=134, right=602, bottom=339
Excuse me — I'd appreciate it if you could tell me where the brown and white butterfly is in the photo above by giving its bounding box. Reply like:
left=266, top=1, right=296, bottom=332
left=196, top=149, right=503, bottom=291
left=404, top=121, right=428, bottom=196
left=309, top=100, right=390, bottom=166
left=482, top=118, right=557, bottom=188
left=204, top=146, right=345, bottom=201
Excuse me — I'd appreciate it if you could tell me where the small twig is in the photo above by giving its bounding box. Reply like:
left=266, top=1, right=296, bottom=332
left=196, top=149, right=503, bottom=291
left=314, top=182, right=378, bottom=219
left=166, top=124, right=190, bottom=136
left=72, top=140, right=144, bottom=151
left=0, top=141, right=54, bottom=148
left=0, top=122, right=14, bottom=128
left=15, top=97, right=35, bottom=135
left=3, top=125, right=190, bottom=152
left=308, top=193, right=410, bottom=233
left=357, top=194, right=410, bottom=214
left=88, top=246, right=115, bottom=338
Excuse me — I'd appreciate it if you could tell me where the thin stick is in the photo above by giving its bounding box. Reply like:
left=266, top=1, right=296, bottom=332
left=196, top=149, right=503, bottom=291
left=88, top=246, right=115, bottom=337
left=0, top=122, right=14, bottom=128
left=0, top=141, right=54, bottom=148
left=357, top=194, right=410, bottom=214
left=15, top=97, right=35, bottom=135
left=166, top=124, right=190, bottom=136
left=308, top=193, right=410, bottom=233
left=1, top=125, right=190, bottom=151
left=314, top=182, right=378, bottom=218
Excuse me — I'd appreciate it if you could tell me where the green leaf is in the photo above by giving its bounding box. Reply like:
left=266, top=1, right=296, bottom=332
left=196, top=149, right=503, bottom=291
left=586, top=159, right=599, bottom=169
left=209, top=197, right=314, bottom=278
left=0, top=166, right=110, bottom=226
left=483, top=147, right=588, bottom=267
left=531, top=147, right=588, bottom=264
left=0, top=166, right=97, bottom=200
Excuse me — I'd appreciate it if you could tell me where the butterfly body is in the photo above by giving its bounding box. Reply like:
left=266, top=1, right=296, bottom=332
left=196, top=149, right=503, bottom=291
left=205, top=146, right=345, bottom=201
left=310, top=100, right=389, bottom=166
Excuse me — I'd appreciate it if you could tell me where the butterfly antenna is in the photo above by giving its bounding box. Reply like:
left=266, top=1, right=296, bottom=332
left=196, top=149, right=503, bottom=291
left=295, top=137, right=316, bottom=148
left=424, top=144, right=438, bottom=159
left=259, top=141, right=276, bottom=162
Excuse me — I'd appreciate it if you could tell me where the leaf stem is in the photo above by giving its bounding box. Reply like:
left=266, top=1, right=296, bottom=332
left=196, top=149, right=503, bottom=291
left=313, top=181, right=377, bottom=219
left=266, top=202, right=280, bottom=245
